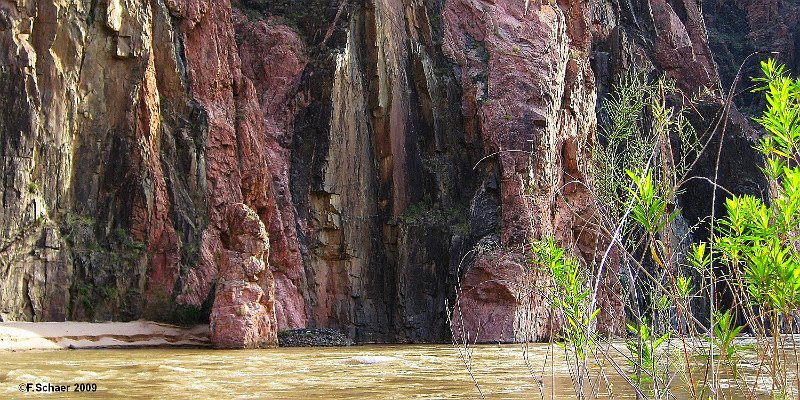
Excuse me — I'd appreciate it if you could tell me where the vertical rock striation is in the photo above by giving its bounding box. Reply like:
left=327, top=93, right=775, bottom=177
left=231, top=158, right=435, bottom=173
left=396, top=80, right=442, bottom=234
left=0, top=0, right=779, bottom=345
left=0, top=0, right=290, bottom=346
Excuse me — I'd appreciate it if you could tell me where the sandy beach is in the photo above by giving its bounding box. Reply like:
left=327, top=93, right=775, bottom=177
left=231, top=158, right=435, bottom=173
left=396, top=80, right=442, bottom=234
left=0, top=321, right=210, bottom=350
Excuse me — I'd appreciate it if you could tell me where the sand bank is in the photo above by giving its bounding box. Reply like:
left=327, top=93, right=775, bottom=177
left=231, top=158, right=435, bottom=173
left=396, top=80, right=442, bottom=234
left=0, top=321, right=210, bottom=350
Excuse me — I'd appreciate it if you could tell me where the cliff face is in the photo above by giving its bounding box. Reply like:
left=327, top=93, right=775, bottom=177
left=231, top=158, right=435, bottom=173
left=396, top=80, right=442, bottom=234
left=0, top=0, right=288, bottom=346
left=0, top=0, right=775, bottom=345
left=704, top=0, right=799, bottom=110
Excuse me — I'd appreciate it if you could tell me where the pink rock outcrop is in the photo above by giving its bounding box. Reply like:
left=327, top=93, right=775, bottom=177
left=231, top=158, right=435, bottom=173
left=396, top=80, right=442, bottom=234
left=210, top=203, right=276, bottom=348
left=451, top=249, right=555, bottom=343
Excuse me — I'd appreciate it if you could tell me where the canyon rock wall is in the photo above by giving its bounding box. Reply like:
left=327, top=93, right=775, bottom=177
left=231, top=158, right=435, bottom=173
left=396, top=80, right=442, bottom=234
left=704, top=0, right=800, bottom=110
left=0, top=0, right=775, bottom=345
left=0, top=0, right=286, bottom=346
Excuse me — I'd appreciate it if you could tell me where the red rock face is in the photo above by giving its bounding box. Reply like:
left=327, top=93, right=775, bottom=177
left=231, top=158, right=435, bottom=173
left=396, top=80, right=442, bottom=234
left=651, top=0, right=721, bottom=94
left=168, top=0, right=242, bottom=309
left=443, top=1, right=622, bottom=342
left=164, top=0, right=322, bottom=345
left=166, top=0, right=288, bottom=345
left=233, top=12, right=308, bottom=330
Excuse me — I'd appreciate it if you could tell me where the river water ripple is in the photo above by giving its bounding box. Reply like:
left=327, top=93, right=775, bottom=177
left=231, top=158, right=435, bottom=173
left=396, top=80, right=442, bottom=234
left=0, top=343, right=784, bottom=399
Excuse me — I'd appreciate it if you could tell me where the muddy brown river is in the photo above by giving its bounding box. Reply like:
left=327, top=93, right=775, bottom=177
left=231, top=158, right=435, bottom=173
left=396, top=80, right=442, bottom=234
left=0, top=343, right=785, bottom=399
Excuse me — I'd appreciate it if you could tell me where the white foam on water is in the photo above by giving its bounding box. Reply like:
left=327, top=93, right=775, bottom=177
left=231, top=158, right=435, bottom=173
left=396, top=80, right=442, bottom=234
left=345, top=355, right=399, bottom=365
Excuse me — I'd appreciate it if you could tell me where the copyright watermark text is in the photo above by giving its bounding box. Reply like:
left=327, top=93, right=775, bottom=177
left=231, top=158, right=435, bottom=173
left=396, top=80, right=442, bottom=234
left=18, top=382, right=97, bottom=393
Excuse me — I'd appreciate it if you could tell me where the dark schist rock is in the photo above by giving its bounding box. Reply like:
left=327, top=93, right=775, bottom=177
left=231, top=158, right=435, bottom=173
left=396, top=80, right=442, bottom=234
left=278, top=328, right=355, bottom=347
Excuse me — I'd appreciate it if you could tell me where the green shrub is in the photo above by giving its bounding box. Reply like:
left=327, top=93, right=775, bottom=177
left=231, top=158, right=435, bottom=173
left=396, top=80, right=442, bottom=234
left=707, top=59, right=800, bottom=395
left=532, top=238, right=599, bottom=359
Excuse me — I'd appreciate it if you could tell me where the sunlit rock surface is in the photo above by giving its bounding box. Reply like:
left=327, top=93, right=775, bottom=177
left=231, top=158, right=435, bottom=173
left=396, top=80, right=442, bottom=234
left=0, top=0, right=780, bottom=346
